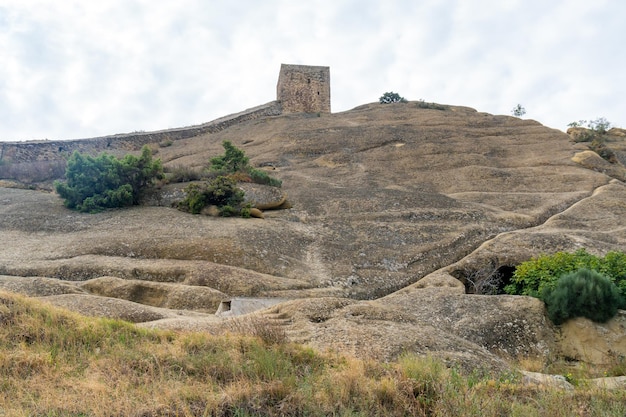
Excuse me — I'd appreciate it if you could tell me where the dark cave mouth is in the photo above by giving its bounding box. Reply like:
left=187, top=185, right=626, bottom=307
left=450, top=264, right=516, bottom=295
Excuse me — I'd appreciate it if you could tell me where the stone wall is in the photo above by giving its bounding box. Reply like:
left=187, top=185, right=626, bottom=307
left=0, top=101, right=282, bottom=164
left=0, top=63, right=333, bottom=166
left=277, top=64, right=330, bottom=114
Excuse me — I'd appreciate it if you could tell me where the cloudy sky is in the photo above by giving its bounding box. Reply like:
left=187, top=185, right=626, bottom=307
left=1, top=0, right=624, bottom=142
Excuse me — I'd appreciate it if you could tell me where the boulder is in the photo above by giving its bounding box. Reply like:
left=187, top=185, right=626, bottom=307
left=239, top=183, right=287, bottom=209
left=556, top=312, right=626, bottom=365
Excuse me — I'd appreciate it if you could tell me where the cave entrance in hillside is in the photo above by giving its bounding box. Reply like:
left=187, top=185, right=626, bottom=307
left=451, top=263, right=516, bottom=295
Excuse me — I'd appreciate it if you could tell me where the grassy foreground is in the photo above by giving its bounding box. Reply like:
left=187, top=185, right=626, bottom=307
left=0, top=290, right=624, bottom=417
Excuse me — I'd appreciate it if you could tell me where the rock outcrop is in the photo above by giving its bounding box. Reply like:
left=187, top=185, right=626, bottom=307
left=1, top=101, right=625, bottom=371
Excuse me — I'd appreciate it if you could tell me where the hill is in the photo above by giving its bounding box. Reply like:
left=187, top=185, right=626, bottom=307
left=1, top=100, right=626, bottom=373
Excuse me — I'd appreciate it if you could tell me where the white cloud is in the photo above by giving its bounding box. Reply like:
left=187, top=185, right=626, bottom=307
left=1, top=0, right=625, bottom=141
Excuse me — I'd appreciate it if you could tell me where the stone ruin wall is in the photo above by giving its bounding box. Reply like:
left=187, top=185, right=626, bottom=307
left=1, top=64, right=331, bottom=165
left=0, top=102, right=282, bottom=164
left=277, top=64, right=330, bottom=114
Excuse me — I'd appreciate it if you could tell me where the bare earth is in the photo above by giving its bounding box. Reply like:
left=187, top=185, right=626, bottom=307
left=2, top=102, right=626, bottom=372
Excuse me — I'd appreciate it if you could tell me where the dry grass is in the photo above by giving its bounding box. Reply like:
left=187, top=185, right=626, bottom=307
left=225, top=315, right=288, bottom=345
left=1, top=290, right=625, bottom=416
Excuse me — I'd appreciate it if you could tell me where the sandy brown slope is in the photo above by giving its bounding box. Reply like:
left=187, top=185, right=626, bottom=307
left=1, top=101, right=625, bottom=368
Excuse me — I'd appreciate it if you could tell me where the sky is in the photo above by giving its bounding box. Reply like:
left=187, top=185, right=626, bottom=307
left=1, top=0, right=624, bottom=142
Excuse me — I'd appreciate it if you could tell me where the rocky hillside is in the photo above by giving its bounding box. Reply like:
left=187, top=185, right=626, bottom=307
left=1, top=101, right=626, bottom=372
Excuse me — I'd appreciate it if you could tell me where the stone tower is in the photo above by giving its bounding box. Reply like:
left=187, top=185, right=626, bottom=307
left=276, top=64, right=330, bottom=114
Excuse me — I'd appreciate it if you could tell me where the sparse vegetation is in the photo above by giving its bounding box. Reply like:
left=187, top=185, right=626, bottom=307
left=416, top=99, right=448, bottom=110
left=567, top=118, right=624, bottom=164
left=543, top=268, right=622, bottom=325
left=588, top=138, right=618, bottom=163
left=568, top=117, right=612, bottom=142
left=164, top=164, right=204, bottom=183
left=511, top=104, right=526, bottom=117
left=568, top=117, right=612, bottom=134
left=379, top=92, right=408, bottom=104
left=454, top=261, right=503, bottom=295
left=159, top=138, right=174, bottom=148
left=209, top=140, right=282, bottom=188
left=1, top=290, right=625, bottom=416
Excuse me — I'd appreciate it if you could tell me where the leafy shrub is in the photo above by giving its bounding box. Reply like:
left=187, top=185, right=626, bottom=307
left=226, top=171, right=253, bottom=183
left=209, top=140, right=249, bottom=173
left=176, top=142, right=282, bottom=217
left=379, top=92, right=407, bottom=104
left=248, top=168, right=282, bottom=187
left=505, top=249, right=626, bottom=309
left=177, top=176, right=244, bottom=215
left=209, top=140, right=281, bottom=188
left=511, top=104, right=526, bottom=117
left=543, top=269, right=621, bottom=324
left=54, top=146, right=163, bottom=212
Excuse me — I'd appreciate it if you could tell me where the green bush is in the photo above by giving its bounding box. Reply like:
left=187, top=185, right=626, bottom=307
left=511, top=104, right=526, bottom=117
left=208, top=141, right=281, bottom=188
left=54, top=146, right=162, bottom=213
left=209, top=140, right=249, bottom=173
left=176, top=141, right=282, bottom=217
left=505, top=249, right=625, bottom=297
left=249, top=168, right=282, bottom=187
left=177, top=176, right=244, bottom=215
left=543, top=269, right=621, bottom=324
left=379, top=92, right=407, bottom=104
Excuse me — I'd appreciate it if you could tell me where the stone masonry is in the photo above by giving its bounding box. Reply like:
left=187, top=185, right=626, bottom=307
left=1, top=64, right=331, bottom=165
left=277, top=64, right=330, bottom=114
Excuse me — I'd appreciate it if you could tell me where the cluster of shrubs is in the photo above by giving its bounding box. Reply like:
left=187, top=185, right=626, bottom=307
left=53, top=140, right=281, bottom=217
left=379, top=92, right=448, bottom=110
left=505, top=249, right=626, bottom=325
left=175, top=140, right=281, bottom=217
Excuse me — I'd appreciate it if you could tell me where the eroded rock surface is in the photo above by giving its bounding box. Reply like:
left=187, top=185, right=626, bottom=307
left=1, top=101, right=625, bottom=369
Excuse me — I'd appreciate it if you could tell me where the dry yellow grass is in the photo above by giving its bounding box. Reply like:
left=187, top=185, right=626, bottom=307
left=1, top=290, right=625, bottom=416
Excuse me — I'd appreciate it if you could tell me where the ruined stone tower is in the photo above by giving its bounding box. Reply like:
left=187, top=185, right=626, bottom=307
left=277, top=64, right=330, bottom=114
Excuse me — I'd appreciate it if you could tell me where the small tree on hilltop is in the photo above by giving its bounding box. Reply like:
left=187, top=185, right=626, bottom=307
left=511, top=104, right=526, bottom=117
left=379, top=92, right=407, bottom=104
